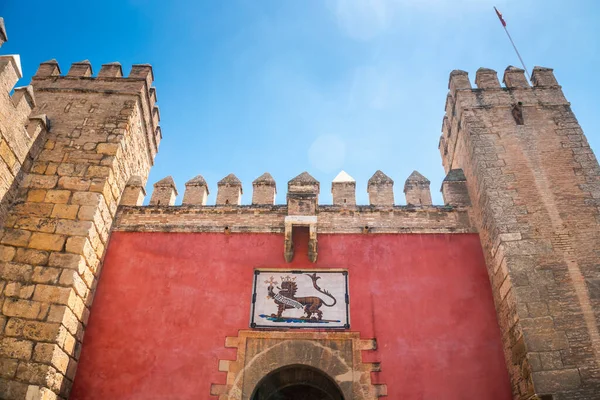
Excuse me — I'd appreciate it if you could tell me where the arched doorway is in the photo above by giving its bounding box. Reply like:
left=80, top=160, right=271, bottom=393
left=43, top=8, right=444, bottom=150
left=250, top=364, right=345, bottom=400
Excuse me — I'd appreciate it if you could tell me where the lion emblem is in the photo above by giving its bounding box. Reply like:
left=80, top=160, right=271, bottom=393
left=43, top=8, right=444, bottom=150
left=266, top=273, right=336, bottom=321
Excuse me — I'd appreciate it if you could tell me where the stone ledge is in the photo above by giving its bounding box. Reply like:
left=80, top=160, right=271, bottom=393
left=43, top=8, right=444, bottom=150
left=114, top=205, right=475, bottom=234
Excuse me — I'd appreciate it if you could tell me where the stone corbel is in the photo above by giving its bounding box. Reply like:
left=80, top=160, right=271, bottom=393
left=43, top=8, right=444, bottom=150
left=284, top=215, right=318, bottom=263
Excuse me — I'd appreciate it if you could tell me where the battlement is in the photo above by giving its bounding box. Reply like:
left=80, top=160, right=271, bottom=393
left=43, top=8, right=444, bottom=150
left=0, top=52, right=50, bottom=225
left=31, top=59, right=161, bottom=160
left=140, top=169, right=470, bottom=210
left=439, top=66, right=567, bottom=172
left=0, top=18, right=7, bottom=48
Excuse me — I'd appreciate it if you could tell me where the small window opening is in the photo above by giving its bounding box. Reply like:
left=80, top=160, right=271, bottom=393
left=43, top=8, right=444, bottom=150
left=512, top=102, right=524, bottom=125
left=225, top=199, right=229, bottom=205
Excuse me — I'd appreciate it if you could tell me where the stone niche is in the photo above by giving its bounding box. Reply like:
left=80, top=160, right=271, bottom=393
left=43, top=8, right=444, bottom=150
left=211, top=331, right=386, bottom=400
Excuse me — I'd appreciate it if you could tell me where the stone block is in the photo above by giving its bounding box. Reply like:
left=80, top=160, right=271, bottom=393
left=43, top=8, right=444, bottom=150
left=58, top=177, right=90, bottom=191
left=71, top=191, right=102, bottom=206
left=27, top=189, right=47, bottom=203
left=14, top=249, right=49, bottom=266
left=31, top=267, right=61, bottom=284
left=32, top=285, right=71, bottom=305
left=0, top=337, right=33, bottom=359
left=0, top=262, right=33, bottom=281
left=51, top=204, right=79, bottom=220
left=33, top=343, right=70, bottom=375
left=59, top=270, right=89, bottom=300
left=28, top=233, right=65, bottom=252
left=0, top=358, right=18, bottom=378
left=0, top=378, right=28, bottom=399
left=48, top=253, right=85, bottom=271
left=1, top=229, right=32, bottom=247
left=532, top=369, right=581, bottom=393
left=0, top=245, right=16, bottom=261
left=22, top=174, right=58, bottom=189
left=13, top=217, right=56, bottom=234
left=25, top=385, right=58, bottom=400
left=2, top=298, right=43, bottom=319
left=15, top=362, right=57, bottom=387
left=55, top=220, right=93, bottom=237
left=21, top=320, right=61, bottom=342
left=44, top=190, right=71, bottom=204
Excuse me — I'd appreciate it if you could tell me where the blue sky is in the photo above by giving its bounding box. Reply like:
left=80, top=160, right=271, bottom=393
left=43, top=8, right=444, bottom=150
left=2, top=0, right=600, bottom=205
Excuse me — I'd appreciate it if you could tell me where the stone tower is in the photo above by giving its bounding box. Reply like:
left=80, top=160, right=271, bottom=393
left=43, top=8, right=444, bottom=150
left=0, top=24, right=159, bottom=398
left=441, top=66, right=600, bottom=399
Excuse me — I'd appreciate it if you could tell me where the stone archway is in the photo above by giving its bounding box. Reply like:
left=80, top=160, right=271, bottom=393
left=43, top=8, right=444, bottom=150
left=250, top=364, right=344, bottom=400
left=210, top=331, right=387, bottom=400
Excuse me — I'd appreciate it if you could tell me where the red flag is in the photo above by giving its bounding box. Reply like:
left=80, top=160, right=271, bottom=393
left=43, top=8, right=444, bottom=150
left=494, top=6, right=507, bottom=27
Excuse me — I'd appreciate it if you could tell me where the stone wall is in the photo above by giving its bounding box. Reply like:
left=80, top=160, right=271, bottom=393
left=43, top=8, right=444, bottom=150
left=115, top=204, right=473, bottom=234
left=441, top=66, right=600, bottom=399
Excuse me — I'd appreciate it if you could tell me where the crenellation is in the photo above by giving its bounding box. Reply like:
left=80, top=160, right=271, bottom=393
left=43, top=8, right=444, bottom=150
left=503, top=65, right=529, bottom=88
left=129, top=64, right=154, bottom=88
left=448, top=69, right=471, bottom=97
left=252, top=172, right=276, bottom=205
left=152, top=105, right=160, bottom=127
left=11, top=86, right=35, bottom=114
left=0, top=55, right=23, bottom=92
left=108, top=171, right=469, bottom=208
left=149, top=87, right=157, bottom=105
left=475, top=67, right=500, bottom=89
left=67, top=60, right=93, bottom=77
left=153, top=126, right=162, bottom=151
left=440, top=66, right=572, bottom=174
left=404, top=170, right=432, bottom=206
left=331, top=170, right=356, bottom=207
left=531, top=66, right=559, bottom=88
left=97, top=62, right=123, bottom=78
left=120, top=176, right=146, bottom=206
left=216, top=173, right=242, bottom=206
left=149, top=176, right=177, bottom=206
left=34, top=59, right=61, bottom=78
left=441, top=169, right=470, bottom=207
left=367, top=170, right=394, bottom=206
left=30, top=60, right=161, bottom=167
left=0, top=18, right=6, bottom=48
left=183, top=175, right=209, bottom=206
left=287, top=172, right=319, bottom=215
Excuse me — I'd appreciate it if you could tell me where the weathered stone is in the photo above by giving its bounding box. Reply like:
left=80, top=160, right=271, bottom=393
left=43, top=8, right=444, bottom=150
left=0, top=337, right=33, bottom=360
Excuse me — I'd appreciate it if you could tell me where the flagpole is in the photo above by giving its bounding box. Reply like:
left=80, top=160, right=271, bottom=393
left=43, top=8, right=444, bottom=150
left=494, top=6, right=531, bottom=81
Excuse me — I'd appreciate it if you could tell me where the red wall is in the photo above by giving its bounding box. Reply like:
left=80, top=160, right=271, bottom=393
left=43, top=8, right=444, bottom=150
left=71, top=231, right=511, bottom=400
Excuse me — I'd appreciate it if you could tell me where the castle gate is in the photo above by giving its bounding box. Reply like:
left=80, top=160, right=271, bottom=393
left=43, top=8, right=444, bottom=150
left=250, top=365, right=344, bottom=400
left=211, top=331, right=384, bottom=400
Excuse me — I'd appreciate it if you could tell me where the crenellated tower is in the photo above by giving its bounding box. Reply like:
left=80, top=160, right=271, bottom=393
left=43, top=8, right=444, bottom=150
left=0, top=27, right=160, bottom=398
left=440, top=66, right=600, bottom=399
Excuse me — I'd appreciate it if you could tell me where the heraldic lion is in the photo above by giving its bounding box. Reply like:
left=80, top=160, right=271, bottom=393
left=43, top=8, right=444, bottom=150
left=267, top=273, right=337, bottom=321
